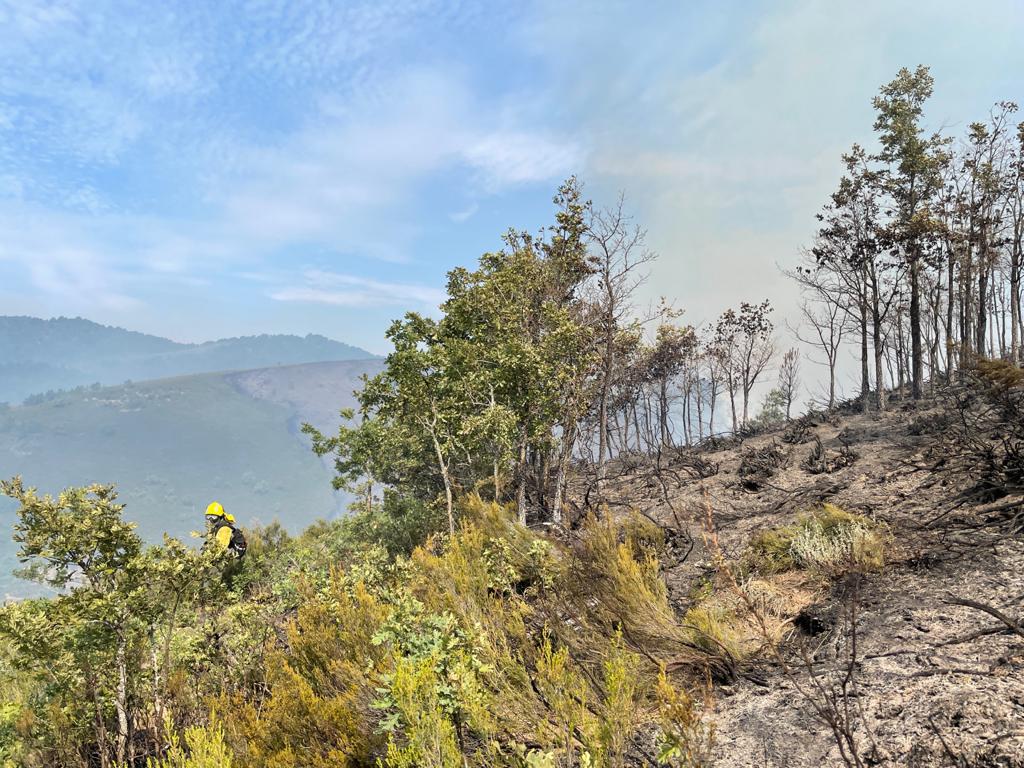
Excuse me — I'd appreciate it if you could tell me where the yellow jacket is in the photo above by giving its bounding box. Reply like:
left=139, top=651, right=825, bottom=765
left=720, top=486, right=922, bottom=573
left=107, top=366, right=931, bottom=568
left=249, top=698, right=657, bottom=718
left=213, top=523, right=233, bottom=550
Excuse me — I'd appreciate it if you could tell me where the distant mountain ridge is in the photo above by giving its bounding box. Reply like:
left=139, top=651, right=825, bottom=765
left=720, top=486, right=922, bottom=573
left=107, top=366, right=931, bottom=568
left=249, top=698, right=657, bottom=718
left=0, top=360, right=382, bottom=597
left=0, top=316, right=377, bottom=403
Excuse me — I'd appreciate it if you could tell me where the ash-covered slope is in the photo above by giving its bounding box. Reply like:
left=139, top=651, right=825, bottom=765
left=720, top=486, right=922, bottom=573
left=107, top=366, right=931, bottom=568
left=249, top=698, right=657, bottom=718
left=590, top=379, right=1024, bottom=767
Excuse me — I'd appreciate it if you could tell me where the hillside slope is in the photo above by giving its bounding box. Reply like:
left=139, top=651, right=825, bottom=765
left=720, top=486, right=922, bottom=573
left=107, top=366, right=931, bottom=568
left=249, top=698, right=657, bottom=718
left=0, top=360, right=380, bottom=597
left=0, top=316, right=376, bottom=403
left=591, top=397, right=1024, bottom=767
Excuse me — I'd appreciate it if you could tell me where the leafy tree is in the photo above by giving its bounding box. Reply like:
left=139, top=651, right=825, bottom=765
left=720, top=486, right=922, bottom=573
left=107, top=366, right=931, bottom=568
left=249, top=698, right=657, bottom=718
left=715, top=302, right=775, bottom=428
left=872, top=65, right=949, bottom=399
left=750, top=389, right=787, bottom=430
left=777, top=348, right=801, bottom=419
left=0, top=478, right=222, bottom=767
left=311, top=179, right=597, bottom=530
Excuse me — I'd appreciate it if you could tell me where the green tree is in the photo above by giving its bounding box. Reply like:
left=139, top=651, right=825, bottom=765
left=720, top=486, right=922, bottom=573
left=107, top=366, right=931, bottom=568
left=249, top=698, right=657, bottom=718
left=313, top=179, right=597, bottom=532
left=0, top=478, right=220, bottom=767
left=872, top=65, right=949, bottom=399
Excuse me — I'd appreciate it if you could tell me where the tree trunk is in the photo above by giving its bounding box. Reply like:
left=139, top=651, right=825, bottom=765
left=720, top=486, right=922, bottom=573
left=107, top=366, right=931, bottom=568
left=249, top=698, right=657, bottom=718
left=597, top=335, right=613, bottom=486
left=828, top=354, right=837, bottom=410
left=910, top=257, right=923, bottom=398
left=551, top=426, right=576, bottom=526
left=431, top=432, right=454, bottom=536
left=728, top=383, right=737, bottom=433
left=962, top=243, right=974, bottom=365
left=707, top=381, right=717, bottom=438
left=695, top=377, right=705, bottom=440
left=1011, top=254, right=1021, bottom=364
left=872, top=298, right=886, bottom=412
left=426, top=407, right=455, bottom=535
left=516, top=429, right=528, bottom=525
left=946, top=244, right=957, bottom=381
left=860, top=298, right=870, bottom=412
left=977, top=263, right=989, bottom=358
left=659, top=377, right=671, bottom=447
left=114, top=631, right=129, bottom=767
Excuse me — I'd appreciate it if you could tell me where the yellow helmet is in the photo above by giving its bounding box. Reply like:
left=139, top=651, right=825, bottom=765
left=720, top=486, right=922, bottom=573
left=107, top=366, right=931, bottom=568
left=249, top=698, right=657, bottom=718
left=205, top=501, right=225, bottom=518
left=225, top=513, right=236, bottom=524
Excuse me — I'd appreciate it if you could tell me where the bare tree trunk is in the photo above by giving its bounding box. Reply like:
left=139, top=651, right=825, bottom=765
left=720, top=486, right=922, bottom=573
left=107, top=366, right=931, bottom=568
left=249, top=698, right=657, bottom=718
left=659, top=377, right=671, bottom=447
left=114, top=632, right=129, bottom=767
left=962, top=243, right=974, bottom=364
left=999, top=279, right=1008, bottom=358
left=695, top=377, right=705, bottom=440
left=423, top=402, right=457, bottom=535
left=977, top=260, right=989, bottom=357
left=708, top=390, right=716, bottom=438
left=1012, top=256, right=1021, bottom=363
left=728, top=383, right=738, bottom=433
left=429, top=426, right=454, bottom=536
left=910, top=257, right=924, bottom=398
left=516, top=429, right=528, bottom=525
left=872, top=301, right=886, bottom=412
left=946, top=245, right=957, bottom=380
left=551, top=426, right=576, bottom=526
left=828, top=358, right=837, bottom=410
left=596, top=339, right=613, bottom=486
left=895, top=315, right=906, bottom=397
left=859, top=300, right=870, bottom=412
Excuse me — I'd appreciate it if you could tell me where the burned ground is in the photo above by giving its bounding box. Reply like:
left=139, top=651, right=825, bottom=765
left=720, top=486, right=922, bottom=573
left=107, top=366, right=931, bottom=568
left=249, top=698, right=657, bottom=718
left=572, top=380, right=1024, bottom=767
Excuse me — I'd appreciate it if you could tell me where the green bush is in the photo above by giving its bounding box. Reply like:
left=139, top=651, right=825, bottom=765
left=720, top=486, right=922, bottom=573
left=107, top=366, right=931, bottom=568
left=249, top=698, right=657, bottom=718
left=146, top=718, right=233, bottom=768
left=746, top=504, right=886, bottom=575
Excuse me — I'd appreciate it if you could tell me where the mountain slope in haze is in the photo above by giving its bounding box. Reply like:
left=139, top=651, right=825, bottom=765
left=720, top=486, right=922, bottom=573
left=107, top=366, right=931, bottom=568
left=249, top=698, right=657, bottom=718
left=0, top=359, right=382, bottom=598
left=0, top=316, right=377, bottom=404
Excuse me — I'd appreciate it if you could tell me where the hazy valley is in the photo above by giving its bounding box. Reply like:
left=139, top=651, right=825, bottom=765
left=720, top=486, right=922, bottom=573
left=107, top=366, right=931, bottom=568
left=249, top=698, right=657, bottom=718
left=0, top=318, right=382, bottom=596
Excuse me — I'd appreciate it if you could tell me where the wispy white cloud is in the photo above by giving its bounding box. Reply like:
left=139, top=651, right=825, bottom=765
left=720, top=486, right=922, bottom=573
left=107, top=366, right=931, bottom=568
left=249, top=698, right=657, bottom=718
left=463, top=132, right=583, bottom=190
left=449, top=202, right=479, bottom=223
left=271, top=269, right=445, bottom=309
left=208, top=66, right=580, bottom=261
left=0, top=201, right=140, bottom=311
left=5, top=0, right=1020, bottom=365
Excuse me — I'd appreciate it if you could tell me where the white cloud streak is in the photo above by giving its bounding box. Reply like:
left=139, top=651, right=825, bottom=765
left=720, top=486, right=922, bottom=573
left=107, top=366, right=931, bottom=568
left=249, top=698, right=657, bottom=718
left=270, top=270, right=445, bottom=309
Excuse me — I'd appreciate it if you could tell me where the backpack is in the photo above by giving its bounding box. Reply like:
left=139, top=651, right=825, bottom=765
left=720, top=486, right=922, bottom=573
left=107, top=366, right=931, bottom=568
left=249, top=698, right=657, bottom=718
left=214, top=521, right=247, bottom=560
left=228, top=525, right=248, bottom=559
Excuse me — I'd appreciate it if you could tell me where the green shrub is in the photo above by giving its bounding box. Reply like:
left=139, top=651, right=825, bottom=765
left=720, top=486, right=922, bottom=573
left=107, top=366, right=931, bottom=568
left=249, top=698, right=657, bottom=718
left=745, top=504, right=886, bottom=575
left=682, top=602, right=744, bottom=660
left=0, top=702, right=19, bottom=768
left=147, top=718, right=233, bottom=768
left=654, top=669, right=715, bottom=767
left=745, top=527, right=797, bottom=574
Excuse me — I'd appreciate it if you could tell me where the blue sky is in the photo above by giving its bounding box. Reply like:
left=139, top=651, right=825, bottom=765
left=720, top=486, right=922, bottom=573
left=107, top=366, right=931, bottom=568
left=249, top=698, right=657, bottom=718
left=0, top=0, right=1022, bottom=357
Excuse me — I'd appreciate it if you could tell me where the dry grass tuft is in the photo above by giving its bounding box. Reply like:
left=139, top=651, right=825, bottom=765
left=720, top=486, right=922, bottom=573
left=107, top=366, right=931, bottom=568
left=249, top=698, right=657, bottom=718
left=746, top=504, right=886, bottom=577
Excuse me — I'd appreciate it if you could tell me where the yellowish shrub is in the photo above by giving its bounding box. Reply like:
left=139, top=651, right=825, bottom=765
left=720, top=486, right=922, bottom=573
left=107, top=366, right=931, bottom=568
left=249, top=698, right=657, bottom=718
left=683, top=572, right=819, bottom=660
left=222, top=578, right=388, bottom=767
left=654, top=669, right=715, bottom=768
left=745, top=504, right=886, bottom=576
left=380, top=657, right=463, bottom=768
left=974, top=357, right=1024, bottom=390
left=147, top=717, right=233, bottom=768
left=598, top=634, right=643, bottom=768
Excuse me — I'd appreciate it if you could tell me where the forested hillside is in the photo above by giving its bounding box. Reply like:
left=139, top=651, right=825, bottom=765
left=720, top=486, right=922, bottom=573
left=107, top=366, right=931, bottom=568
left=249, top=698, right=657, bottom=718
left=0, top=66, right=1022, bottom=768
left=0, top=316, right=375, bottom=404
left=0, top=360, right=381, bottom=598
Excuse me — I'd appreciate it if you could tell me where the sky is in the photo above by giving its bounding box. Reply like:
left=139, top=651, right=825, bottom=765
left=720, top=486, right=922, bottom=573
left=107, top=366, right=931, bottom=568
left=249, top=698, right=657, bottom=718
left=1, top=0, right=1022, bottom=369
